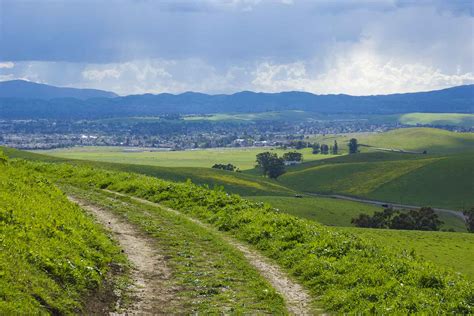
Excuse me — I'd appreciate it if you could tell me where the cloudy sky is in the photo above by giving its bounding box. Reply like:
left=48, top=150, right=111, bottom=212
left=0, top=0, right=473, bottom=95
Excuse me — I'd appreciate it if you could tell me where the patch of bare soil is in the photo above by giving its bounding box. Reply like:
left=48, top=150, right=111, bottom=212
left=69, top=196, right=176, bottom=315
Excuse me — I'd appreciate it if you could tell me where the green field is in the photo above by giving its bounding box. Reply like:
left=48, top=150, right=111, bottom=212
left=344, top=227, right=474, bottom=280
left=245, top=195, right=466, bottom=232
left=398, top=113, right=474, bottom=128
left=185, top=111, right=474, bottom=128
left=281, top=153, right=474, bottom=210
left=308, top=127, right=474, bottom=154
left=184, top=111, right=342, bottom=122
left=246, top=195, right=383, bottom=227
left=37, top=147, right=335, bottom=170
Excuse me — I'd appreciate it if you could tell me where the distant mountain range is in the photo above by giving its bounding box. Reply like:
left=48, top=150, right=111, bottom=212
left=0, top=80, right=118, bottom=99
left=0, top=80, right=472, bottom=119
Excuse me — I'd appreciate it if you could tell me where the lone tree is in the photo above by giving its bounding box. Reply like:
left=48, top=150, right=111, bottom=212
left=256, top=152, right=286, bottom=179
left=464, top=208, right=474, bottom=233
left=282, top=151, right=303, bottom=162
left=332, top=140, right=339, bottom=155
left=348, top=138, right=358, bottom=154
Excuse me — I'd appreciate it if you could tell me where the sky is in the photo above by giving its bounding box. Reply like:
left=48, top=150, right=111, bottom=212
left=0, top=0, right=473, bottom=96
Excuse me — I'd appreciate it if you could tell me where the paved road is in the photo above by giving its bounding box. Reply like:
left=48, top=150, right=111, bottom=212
left=305, top=192, right=466, bottom=221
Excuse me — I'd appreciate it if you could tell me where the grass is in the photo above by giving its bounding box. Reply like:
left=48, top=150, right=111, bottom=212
left=280, top=152, right=474, bottom=211
left=308, top=127, right=474, bottom=154
left=183, top=111, right=338, bottom=122
left=63, top=185, right=287, bottom=314
left=36, top=146, right=333, bottom=170
left=343, top=227, right=474, bottom=281
left=2, top=146, right=294, bottom=196
left=398, top=113, right=474, bottom=128
left=0, top=157, right=126, bottom=314
left=245, top=195, right=466, bottom=232
left=25, top=160, right=472, bottom=313
left=245, top=195, right=382, bottom=227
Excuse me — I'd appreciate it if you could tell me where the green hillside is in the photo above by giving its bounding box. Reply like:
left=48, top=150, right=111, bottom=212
left=398, top=113, right=474, bottom=128
left=244, top=195, right=466, bottom=232
left=281, top=153, right=474, bottom=210
left=13, top=158, right=473, bottom=313
left=0, top=155, right=125, bottom=313
left=344, top=227, right=474, bottom=281
left=308, top=128, right=474, bottom=154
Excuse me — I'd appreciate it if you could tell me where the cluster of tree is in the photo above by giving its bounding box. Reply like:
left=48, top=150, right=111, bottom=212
left=255, top=151, right=306, bottom=178
left=351, top=207, right=443, bottom=231
left=256, top=152, right=286, bottom=179
left=211, top=163, right=239, bottom=172
left=282, top=151, right=303, bottom=162
left=464, top=208, right=474, bottom=233
left=312, top=140, right=339, bottom=155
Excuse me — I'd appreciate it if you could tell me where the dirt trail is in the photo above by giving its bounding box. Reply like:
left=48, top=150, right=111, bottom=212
left=104, top=190, right=314, bottom=315
left=68, top=196, right=175, bottom=315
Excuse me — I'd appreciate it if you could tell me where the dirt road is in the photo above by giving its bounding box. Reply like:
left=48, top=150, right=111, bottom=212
left=306, top=192, right=466, bottom=220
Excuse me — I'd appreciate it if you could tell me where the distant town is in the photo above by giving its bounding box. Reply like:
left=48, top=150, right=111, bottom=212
left=1, top=116, right=470, bottom=150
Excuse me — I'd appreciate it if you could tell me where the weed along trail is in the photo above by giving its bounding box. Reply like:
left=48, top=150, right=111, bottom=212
left=68, top=196, right=175, bottom=314
left=104, top=190, right=314, bottom=315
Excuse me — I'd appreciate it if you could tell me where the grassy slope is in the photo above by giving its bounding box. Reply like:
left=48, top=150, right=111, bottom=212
left=342, top=227, right=474, bottom=281
left=4, top=148, right=473, bottom=289
left=245, top=195, right=382, bottom=227
left=398, top=113, right=474, bottom=128
left=2, top=147, right=294, bottom=197
left=280, top=153, right=474, bottom=211
left=32, top=160, right=472, bottom=313
left=35, top=147, right=334, bottom=170
left=245, top=195, right=466, bottom=232
left=0, top=159, right=125, bottom=314
left=308, top=127, right=474, bottom=154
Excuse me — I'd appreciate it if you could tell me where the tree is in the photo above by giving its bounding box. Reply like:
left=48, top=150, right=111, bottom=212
left=256, top=152, right=286, bottom=179
left=320, top=144, right=329, bottom=155
left=332, top=140, right=339, bottom=155
left=409, top=207, right=443, bottom=231
left=463, top=208, right=474, bottom=233
left=348, top=138, right=358, bottom=154
left=212, top=163, right=236, bottom=171
left=312, top=143, right=320, bottom=154
left=282, top=151, right=303, bottom=162
left=352, top=207, right=443, bottom=231
left=267, top=157, right=286, bottom=179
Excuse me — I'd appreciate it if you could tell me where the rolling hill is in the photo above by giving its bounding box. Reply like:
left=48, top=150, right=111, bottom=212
left=0, top=82, right=472, bottom=119
left=308, top=127, right=474, bottom=154
left=280, top=152, right=474, bottom=210
left=0, top=80, right=117, bottom=99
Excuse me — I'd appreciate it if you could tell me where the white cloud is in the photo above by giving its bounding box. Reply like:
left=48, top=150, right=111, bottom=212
left=82, top=68, right=121, bottom=81
left=0, top=62, right=14, bottom=69
left=250, top=39, right=474, bottom=95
